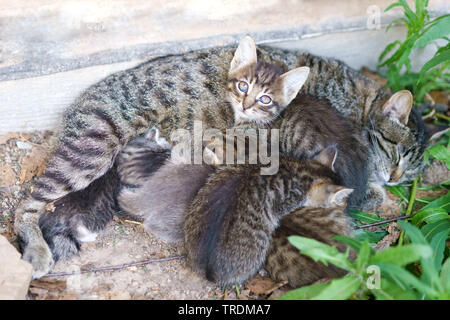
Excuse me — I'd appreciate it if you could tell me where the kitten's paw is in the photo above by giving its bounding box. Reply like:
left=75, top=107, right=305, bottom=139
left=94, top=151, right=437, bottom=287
left=22, top=240, right=54, bottom=279
left=360, top=183, right=386, bottom=211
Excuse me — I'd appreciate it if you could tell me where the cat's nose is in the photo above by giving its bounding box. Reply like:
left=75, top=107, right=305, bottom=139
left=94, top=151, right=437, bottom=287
left=242, top=103, right=251, bottom=110
left=389, top=168, right=403, bottom=183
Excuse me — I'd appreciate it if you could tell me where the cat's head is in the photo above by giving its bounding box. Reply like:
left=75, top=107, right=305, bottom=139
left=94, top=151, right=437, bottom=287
left=367, top=90, right=428, bottom=186
left=303, top=145, right=355, bottom=208
left=227, top=36, right=310, bottom=124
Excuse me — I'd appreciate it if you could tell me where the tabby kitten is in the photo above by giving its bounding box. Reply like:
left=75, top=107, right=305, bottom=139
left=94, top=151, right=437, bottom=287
left=265, top=207, right=354, bottom=288
left=16, top=38, right=426, bottom=278
left=184, top=146, right=354, bottom=286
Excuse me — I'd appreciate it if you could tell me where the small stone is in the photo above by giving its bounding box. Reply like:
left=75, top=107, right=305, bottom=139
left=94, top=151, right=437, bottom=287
left=0, top=235, right=33, bottom=299
left=0, top=165, right=17, bottom=187
left=15, top=141, right=32, bottom=150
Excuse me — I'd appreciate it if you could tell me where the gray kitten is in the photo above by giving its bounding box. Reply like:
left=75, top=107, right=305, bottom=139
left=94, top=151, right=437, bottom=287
left=17, top=38, right=426, bottom=277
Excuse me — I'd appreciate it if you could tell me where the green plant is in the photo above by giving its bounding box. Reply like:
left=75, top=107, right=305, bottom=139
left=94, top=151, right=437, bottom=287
left=378, top=0, right=450, bottom=103
left=279, top=221, right=449, bottom=300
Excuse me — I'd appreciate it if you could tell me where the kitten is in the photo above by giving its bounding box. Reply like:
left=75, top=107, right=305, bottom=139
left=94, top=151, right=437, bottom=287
left=16, top=38, right=426, bottom=277
left=265, top=206, right=354, bottom=288
left=116, top=133, right=214, bottom=243
left=184, top=146, right=354, bottom=286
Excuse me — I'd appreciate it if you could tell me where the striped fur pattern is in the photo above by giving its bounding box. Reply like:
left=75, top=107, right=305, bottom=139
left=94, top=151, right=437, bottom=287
left=16, top=42, right=426, bottom=278
left=37, top=128, right=171, bottom=263
left=184, top=150, right=354, bottom=286
left=265, top=207, right=354, bottom=288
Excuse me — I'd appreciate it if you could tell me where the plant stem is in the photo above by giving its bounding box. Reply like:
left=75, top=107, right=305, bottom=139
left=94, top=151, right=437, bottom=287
left=435, top=112, right=450, bottom=122
left=398, top=177, right=419, bottom=246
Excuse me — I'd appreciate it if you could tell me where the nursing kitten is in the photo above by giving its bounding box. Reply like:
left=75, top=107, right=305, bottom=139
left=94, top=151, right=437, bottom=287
left=184, top=147, right=354, bottom=286
left=16, top=37, right=426, bottom=277
left=265, top=207, right=354, bottom=288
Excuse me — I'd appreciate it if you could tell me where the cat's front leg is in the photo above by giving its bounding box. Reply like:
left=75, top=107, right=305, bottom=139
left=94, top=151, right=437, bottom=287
left=359, top=182, right=386, bottom=211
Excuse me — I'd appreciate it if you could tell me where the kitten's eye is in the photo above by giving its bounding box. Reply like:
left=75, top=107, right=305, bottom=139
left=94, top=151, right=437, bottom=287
left=259, top=95, right=272, bottom=105
left=237, top=81, right=249, bottom=93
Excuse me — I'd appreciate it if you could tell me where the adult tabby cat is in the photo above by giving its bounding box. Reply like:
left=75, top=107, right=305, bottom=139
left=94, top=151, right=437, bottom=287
left=16, top=37, right=427, bottom=278
left=184, top=147, right=354, bottom=286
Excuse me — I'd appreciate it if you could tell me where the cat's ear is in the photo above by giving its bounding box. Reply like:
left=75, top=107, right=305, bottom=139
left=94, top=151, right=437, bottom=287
left=382, top=90, right=413, bottom=125
left=328, top=186, right=354, bottom=207
left=277, top=67, right=310, bottom=106
left=313, top=145, right=338, bottom=172
left=229, top=36, right=257, bottom=75
left=145, top=127, right=159, bottom=141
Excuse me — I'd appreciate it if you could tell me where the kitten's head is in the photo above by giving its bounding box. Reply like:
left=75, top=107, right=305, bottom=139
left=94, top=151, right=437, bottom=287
left=227, top=36, right=310, bottom=124
left=367, top=90, right=428, bottom=186
left=302, top=145, right=354, bottom=208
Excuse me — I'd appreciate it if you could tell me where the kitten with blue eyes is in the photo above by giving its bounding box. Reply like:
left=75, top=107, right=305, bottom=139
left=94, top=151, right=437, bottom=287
left=226, top=36, right=310, bottom=125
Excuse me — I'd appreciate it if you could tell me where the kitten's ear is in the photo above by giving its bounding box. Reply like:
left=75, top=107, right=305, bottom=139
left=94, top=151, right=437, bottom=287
left=278, top=67, right=310, bottom=106
left=313, top=145, right=338, bottom=172
left=229, top=36, right=257, bottom=75
left=382, top=90, right=413, bottom=125
left=328, top=187, right=354, bottom=207
left=145, top=127, right=159, bottom=141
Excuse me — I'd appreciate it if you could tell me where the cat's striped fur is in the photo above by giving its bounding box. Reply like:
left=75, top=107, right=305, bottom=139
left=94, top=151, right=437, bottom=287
left=16, top=44, right=427, bottom=278
left=265, top=206, right=354, bottom=288
left=184, top=149, right=353, bottom=286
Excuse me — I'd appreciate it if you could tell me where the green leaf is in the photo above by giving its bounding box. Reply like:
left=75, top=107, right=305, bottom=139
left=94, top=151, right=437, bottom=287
left=414, top=15, right=450, bottom=48
left=355, top=240, right=371, bottom=272
left=311, top=276, right=361, bottom=300
left=440, top=257, right=450, bottom=292
left=374, top=262, right=439, bottom=298
left=354, top=230, right=388, bottom=244
left=288, top=236, right=352, bottom=271
left=425, top=144, right=450, bottom=169
left=421, top=219, right=450, bottom=242
left=278, top=282, right=329, bottom=300
left=430, top=230, right=449, bottom=273
left=398, top=221, right=440, bottom=288
left=386, top=185, right=409, bottom=202
left=378, top=40, right=401, bottom=64
left=349, top=210, right=385, bottom=224
left=411, top=207, right=449, bottom=225
left=371, top=244, right=432, bottom=266
left=371, top=278, right=418, bottom=300
left=419, top=45, right=450, bottom=79
left=384, top=1, right=402, bottom=13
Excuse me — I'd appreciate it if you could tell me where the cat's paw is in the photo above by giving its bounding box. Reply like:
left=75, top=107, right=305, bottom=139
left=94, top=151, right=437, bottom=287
left=360, top=183, right=386, bottom=211
left=22, top=240, right=54, bottom=279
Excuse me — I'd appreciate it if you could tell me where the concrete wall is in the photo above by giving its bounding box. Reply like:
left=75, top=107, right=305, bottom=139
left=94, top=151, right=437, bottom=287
left=0, top=0, right=449, bottom=134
